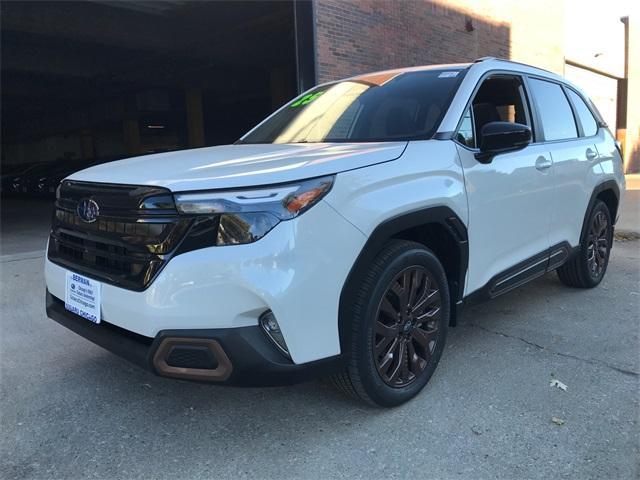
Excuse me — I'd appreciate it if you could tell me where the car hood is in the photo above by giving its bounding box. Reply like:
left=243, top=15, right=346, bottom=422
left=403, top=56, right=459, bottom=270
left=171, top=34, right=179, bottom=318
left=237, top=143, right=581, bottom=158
left=68, top=142, right=407, bottom=191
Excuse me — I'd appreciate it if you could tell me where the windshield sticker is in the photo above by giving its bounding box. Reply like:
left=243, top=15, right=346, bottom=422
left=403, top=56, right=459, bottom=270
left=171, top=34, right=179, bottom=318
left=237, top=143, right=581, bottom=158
left=438, top=71, right=459, bottom=78
left=290, top=91, right=325, bottom=108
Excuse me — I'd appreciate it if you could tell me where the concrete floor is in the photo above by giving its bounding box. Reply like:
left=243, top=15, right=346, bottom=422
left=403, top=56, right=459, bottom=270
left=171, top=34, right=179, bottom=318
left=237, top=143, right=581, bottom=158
left=0, top=197, right=54, bottom=257
left=0, top=196, right=638, bottom=479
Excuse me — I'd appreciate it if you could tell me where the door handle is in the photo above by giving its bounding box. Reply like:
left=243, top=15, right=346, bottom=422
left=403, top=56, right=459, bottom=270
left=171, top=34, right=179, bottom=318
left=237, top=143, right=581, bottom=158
left=535, top=156, right=552, bottom=171
left=586, top=148, right=598, bottom=160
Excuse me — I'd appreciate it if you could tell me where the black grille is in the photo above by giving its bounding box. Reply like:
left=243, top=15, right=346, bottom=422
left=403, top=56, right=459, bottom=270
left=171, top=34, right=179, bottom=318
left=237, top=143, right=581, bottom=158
left=166, top=346, right=219, bottom=369
left=48, top=180, right=196, bottom=291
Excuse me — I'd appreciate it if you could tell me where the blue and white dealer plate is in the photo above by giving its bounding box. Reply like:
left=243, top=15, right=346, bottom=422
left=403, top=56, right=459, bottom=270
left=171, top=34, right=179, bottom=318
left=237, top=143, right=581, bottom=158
left=65, top=271, right=101, bottom=324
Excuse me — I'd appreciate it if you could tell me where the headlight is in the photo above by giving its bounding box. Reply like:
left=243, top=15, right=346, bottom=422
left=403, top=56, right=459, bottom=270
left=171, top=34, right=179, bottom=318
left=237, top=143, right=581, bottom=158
left=174, top=176, right=334, bottom=245
left=174, top=176, right=334, bottom=219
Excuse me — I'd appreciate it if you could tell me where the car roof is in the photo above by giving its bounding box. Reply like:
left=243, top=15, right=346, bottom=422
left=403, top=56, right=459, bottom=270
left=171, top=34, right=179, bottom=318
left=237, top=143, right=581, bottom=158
left=469, top=57, right=566, bottom=82
left=341, top=57, right=567, bottom=86
left=346, top=62, right=472, bottom=84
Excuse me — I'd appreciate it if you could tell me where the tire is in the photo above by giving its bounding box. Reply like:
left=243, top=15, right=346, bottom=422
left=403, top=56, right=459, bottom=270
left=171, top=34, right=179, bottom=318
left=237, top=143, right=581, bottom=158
left=332, top=240, right=449, bottom=407
left=557, top=200, right=613, bottom=288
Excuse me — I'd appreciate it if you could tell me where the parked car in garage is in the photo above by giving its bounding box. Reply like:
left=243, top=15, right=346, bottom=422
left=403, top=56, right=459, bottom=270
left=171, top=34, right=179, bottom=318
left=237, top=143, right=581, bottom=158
left=45, top=58, right=625, bottom=407
left=7, top=159, right=103, bottom=197
left=5, top=162, right=55, bottom=195
left=0, top=162, right=45, bottom=195
left=34, top=160, right=107, bottom=197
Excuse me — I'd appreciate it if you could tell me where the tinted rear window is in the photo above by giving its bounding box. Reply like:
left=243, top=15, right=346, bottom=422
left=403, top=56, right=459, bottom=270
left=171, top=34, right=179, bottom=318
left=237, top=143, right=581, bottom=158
left=239, top=69, right=466, bottom=144
left=566, top=88, right=598, bottom=136
left=529, top=78, right=578, bottom=141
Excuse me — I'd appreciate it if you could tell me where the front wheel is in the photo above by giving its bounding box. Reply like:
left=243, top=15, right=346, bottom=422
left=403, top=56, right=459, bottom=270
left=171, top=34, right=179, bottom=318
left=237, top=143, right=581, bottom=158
left=333, top=240, right=449, bottom=407
left=557, top=200, right=613, bottom=288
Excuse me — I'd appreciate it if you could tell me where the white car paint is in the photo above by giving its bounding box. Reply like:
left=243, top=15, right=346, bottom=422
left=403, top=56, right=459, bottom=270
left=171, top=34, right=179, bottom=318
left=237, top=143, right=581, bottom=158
left=46, top=58, right=626, bottom=370
left=546, top=132, right=611, bottom=248
left=46, top=201, right=366, bottom=364
left=324, top=140, right=468, bottom=237
left=455, top=141, right=556, bottom=295
left=68, top=142, right=407, bottom=191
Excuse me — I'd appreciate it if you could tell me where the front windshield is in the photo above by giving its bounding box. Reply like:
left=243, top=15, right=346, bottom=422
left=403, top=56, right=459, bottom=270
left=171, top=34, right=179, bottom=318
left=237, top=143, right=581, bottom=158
left=239, top=68, right=466, bottom=144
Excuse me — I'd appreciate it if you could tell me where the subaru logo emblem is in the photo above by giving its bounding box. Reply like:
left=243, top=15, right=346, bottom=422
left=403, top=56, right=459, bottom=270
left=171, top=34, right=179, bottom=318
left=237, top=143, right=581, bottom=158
left=77, top=198, right=99, bottom=223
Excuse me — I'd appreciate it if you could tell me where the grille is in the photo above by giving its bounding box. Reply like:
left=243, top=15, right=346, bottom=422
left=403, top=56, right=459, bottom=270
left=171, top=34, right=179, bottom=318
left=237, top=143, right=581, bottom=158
left=166, top=346, right=219, bottom=369
left=48, top=180, right=194, bottom=291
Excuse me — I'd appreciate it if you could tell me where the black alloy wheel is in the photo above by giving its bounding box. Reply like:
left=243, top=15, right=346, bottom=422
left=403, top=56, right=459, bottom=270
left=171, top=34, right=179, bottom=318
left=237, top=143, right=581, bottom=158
left=586, top=209, right=609, bottom=279
left=557, top=200, right=613, bottom=288
left=332, top=240, right=450, bottom=407
left=373, top=266, right=442, bottom=388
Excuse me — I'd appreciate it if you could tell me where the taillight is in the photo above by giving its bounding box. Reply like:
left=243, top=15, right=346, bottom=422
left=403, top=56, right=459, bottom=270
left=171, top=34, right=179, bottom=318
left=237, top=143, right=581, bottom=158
left=614, top=140, right=623, bottom=161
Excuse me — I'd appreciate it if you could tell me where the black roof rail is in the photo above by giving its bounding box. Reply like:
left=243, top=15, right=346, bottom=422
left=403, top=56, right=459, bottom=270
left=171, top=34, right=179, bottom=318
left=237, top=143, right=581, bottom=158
left=473, top=56, right=496, bottom=63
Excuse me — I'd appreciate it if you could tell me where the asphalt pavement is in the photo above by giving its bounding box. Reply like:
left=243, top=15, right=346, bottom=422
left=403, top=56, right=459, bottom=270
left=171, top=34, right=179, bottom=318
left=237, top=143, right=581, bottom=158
left=1, top=194, right=638, bottom=480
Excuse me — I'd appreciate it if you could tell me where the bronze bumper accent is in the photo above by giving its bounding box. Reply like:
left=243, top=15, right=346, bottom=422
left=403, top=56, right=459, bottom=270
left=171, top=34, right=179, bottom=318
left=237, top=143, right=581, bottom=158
left=153, top=338, right=233, bottom=381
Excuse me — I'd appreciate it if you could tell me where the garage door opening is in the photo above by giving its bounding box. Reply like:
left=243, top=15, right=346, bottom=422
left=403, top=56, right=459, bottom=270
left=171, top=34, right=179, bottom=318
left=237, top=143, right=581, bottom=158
left=1, top=1, right=305, bottom=179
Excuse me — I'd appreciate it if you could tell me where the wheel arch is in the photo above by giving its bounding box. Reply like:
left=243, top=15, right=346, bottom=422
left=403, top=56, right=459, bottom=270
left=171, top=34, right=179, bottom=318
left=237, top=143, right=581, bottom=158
left=338, top=206, right=468, bottom=353
left=581, top=180, right=620, bottom=242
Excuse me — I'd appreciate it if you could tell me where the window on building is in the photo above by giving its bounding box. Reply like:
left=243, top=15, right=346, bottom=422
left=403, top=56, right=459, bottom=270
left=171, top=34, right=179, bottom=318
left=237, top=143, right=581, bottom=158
left=529, top=78, right=578, bottom=141
left=566, top=88, right=598, bottom=137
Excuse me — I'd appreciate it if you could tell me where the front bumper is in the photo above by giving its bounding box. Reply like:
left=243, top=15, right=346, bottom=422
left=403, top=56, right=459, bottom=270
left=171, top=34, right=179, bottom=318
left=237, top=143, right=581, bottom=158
left=46, top=291, right=344, bottom=386
left=45, top=200, right=367, bottom=365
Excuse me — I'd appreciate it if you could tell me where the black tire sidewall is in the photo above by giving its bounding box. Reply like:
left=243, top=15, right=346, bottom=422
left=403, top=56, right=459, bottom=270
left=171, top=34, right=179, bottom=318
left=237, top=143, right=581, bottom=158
left=578, top=200, right=613, bottom=287
left=354, top=244, right=449, bottom=407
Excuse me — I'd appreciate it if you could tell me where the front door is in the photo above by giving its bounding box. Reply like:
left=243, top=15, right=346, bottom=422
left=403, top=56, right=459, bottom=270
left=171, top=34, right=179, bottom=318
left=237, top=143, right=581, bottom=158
left=454, top=74, right=554, bottom=296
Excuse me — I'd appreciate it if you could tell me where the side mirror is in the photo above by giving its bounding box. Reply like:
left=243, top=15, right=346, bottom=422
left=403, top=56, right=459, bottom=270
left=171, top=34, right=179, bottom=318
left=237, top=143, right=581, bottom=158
left=475, top=121, right=532, bottom=163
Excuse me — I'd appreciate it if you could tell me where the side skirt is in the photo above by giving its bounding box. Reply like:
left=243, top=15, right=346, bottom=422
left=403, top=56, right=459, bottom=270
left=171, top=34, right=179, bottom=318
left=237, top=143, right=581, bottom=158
left=464, top=241, right=575, bottom=306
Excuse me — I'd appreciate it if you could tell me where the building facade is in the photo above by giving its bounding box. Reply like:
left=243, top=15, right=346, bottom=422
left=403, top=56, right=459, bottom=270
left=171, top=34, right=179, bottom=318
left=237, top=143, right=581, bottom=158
left=1, top=1, right=637, bottom=173
left=311, top=0, right=638, bottom=172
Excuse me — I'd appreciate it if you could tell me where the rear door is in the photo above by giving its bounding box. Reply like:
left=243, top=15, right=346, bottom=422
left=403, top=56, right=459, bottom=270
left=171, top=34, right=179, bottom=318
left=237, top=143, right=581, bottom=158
left=455, top=73, right=554, bottom=297
left=527, top=78, right=600, bottom=253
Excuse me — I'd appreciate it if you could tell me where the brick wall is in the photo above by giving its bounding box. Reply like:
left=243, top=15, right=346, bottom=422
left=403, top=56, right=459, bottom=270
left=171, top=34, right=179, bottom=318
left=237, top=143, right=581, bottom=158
left=314, top=0, right=565, bottom=83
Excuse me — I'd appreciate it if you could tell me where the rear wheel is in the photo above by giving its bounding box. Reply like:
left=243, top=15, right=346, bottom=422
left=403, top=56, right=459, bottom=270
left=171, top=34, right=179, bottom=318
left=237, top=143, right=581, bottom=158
left=557, top=200, right=613, bottom=288
left=333, top=240, right=449, bottom=407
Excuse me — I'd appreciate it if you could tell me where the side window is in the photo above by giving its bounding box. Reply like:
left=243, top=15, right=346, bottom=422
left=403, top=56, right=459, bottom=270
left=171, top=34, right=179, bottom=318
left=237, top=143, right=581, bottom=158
left=459, top=74, right=531, bottom=148
left=566, top=89, right=598, bottom=137
left=529, top=78, right=578, bottom=141
left=456, top=108, right=475, bottom=147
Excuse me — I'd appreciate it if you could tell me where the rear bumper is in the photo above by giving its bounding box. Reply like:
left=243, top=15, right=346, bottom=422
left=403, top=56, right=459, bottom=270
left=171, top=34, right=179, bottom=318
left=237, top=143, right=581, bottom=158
left=46, top=291, right=344, bottom=386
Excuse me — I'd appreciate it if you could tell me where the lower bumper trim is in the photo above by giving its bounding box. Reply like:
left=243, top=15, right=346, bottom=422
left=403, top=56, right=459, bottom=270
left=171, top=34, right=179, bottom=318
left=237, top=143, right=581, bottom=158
left=153, top=337, right=233, bottom=382
left=46, top=291, right=344, bottom=386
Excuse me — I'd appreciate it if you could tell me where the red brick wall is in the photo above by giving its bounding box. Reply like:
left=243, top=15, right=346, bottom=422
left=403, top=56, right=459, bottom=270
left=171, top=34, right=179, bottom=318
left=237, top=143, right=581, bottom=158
left=313, top=0, right=564, bottom=83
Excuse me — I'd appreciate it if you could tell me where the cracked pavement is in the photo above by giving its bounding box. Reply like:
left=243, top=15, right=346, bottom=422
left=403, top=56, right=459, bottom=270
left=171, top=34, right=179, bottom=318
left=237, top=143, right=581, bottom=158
left=1, top=200, right=639, bottom=479
left=467, top=321, right=638, bottom=378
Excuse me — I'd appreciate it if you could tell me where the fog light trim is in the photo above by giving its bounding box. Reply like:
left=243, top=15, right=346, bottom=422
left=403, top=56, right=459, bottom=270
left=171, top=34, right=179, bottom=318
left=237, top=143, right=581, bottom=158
left=259, top=311, right=290, bottom=358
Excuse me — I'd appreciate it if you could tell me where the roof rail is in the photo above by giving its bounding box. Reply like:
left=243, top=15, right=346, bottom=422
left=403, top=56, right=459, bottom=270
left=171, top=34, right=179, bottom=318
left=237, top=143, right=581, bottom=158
left=473, top=56, right=496, bottom=63
left=471, top=56, right=558, bottom=76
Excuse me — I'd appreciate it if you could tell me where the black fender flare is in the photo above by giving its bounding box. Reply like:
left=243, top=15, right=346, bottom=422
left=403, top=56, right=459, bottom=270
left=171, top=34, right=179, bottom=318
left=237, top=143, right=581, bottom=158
left=579, top=180, right=620, bottom=242
left=337, top=206, right=469, bottom=353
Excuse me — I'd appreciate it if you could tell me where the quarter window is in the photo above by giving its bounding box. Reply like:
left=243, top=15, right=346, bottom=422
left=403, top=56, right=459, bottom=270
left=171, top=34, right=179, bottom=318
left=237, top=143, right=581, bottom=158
left=456, top=108, right=475, bottom=147
left=529, top=78, right=577, bottom=141
left=566, top=89, right=598, bottom=137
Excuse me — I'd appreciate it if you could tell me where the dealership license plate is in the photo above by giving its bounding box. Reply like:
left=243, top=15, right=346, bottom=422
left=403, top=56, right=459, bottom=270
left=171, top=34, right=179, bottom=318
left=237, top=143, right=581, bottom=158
left=65, top=271, right=101, bottom=324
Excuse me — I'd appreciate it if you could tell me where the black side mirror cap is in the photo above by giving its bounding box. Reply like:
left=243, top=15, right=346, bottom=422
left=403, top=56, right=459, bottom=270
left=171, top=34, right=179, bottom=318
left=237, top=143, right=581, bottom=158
left=475, top=121, right=532, bottom=163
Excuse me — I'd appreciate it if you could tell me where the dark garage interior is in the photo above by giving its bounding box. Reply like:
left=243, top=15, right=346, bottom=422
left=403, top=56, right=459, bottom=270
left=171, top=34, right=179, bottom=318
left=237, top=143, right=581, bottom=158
left=1, top=0, right=310, bottom=196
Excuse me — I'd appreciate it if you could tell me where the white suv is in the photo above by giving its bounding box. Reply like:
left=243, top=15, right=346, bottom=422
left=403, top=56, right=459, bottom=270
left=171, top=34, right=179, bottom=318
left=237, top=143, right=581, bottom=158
left=45, top=58, right=625, bottom=407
